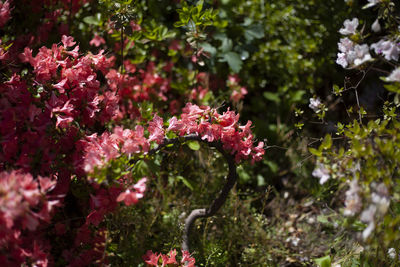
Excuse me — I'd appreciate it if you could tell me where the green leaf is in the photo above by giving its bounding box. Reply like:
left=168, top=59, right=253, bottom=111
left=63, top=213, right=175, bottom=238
left=290, top=90, right=305, bottom=103
left=223, top=52, right=242, bottom=73
left=200, top=42, right=217, bottom=56
left=320, top=134, right=332, bottom=150
left=244, top=24, right=264, bottom=41
left=263, top=92, right=280, bottom=103
left=314, top=255, right=331, bottom=267
left=177, top=176, right=194, bottom=190
left=309, top=147, right=322, bottom=157
left=219, top=37, right=233, bottom=53
left=83, top=15, right=101, bottom=25
left=187, top=140, right=200, bottom=151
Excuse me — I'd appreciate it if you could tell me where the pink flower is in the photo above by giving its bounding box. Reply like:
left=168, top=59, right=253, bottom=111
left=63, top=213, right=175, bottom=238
left=181, top=250, right=196, bottom=267
left=142, top=250, right=160, bottom=266
left=230, top=87, right=247, bottom=103
left=61, top=35, right=76, bottom=48
left=89, top=34, right=106, bottom=47
left=161, top=249, right=177, bottom=266
left=133, top=177, right=147, bottom=194
left=167, top=116, right=184, bottom=132
left=148, top=115, right=165, bottom=144
left=0, top=0, right=11, bottom=28
left=116, top=178, right=147, bottom=206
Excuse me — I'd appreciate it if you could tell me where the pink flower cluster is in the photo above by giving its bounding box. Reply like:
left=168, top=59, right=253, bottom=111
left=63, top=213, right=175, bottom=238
left=143, top=249, right=195, bottom=267
left=227, top=75, right=248, bottom=103
left=0, top=0, right=11, bottom=28
left=83, top=103, right=264, bottom=176
left=106, top=60, right=171, bottom=103
left=168, top=103, right=264, bottom=163
left=20, top=35, right=117, bottom=127
left=0, top=170, right=58, bottom=266
left=83, top=125, right=150, bottom=173
left=0, top=36, right=119, bottom=176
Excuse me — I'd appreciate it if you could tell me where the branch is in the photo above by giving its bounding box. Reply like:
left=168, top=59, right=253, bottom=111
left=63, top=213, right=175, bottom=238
left=181, top=138, right=237, bottom=251
left=128, top=134, right=238, bottom=252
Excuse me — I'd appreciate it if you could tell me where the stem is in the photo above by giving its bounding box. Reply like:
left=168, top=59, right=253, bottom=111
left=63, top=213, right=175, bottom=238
left=120, top=28, right=124, bottom=73
left=128, top=134, right=238, bottom=252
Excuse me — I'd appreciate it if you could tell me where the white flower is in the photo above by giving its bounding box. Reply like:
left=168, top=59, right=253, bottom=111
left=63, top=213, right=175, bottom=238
left=386, top=67, right=400, bottom=82
left=338, top=37, right=354, bottom=53
left=339, top=18, right=359, bottom=35
left=309, top=97, right=321, bottom=112
left=360, top=204, right=376, bottom=224
left=336, top=38, right=372, bottom=68
left=364, top=0, right=381, bottom=8
left=336, top=53, right=348, bottom=68
left=353, top=44, right=372, bottom=66
left=388, top=248, right=397, bottom=259
left=312, top=164, right=330, bottom=184
left=371, top=19, right=381, bottom=32
left=362, top=222, right=375, bottom=240
left=343, top=179, right=362, bottom=216
left=371, top=183, right=390, bottom=214
left=371, top=40, right=400, bottom=61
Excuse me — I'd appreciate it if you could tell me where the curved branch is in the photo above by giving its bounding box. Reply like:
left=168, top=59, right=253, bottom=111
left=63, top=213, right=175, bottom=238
left=128, top=134, right=238, bottom=251
left=181, top=139, right=237, bottom=251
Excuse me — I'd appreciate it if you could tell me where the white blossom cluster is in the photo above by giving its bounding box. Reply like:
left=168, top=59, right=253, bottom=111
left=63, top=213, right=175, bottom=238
left=336, top=38, right=371, bottom=68
left=370, top=40, right=400, bottom=61
left=312, top=163, right=330, bottom=184
left=337, top=0, right=400, bottom=84
left=308, top=97, right=321, bottom=112
left=359, top=183, right=390, bottom=240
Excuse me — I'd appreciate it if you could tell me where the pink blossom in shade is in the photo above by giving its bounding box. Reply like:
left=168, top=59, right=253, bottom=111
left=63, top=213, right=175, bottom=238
left=181, top=250, right=196, bottom=267
left=133, top=177, right=147, bottom=194
left=130, top=20, right=141, bottom=31
left=116, top=190, right=138, bottom=206
left=55, top=114, right=74, bottom=128
left=53, top=78, right=68, bottom=93
left=161, top=249, right=178, bottom=266
left=228, top=74, right=240, bottom=84
left=124, top=59, right=136, bottom=73
left=0, top=170, right=59, bottom=244
left=50, top=99, right=74, bottom=118
left=61, top=35, right=76, bottom=48
left=89, top=33, right=106, bottom=47
left=0, top=0, right=11, bottom=28
left=38, top=177, right=56, bottom=193
left=86, top=210, right=104, bottom=226
left=116, top=178, right=147, bottom=206
left=230, top=86, right=248, bottom=103
left=169, top=100, right=180, bottom=115
left=142, top=250, right=161, bottom=266
left=251, top=141, right=265, bottom=164
left=19, top=47, right=35, bottom=65
left=148, top=115, right=165, bottom=144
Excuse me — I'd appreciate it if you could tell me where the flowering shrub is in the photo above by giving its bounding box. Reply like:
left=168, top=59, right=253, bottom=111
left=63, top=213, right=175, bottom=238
left=0, top=170, right=58, bottom=266
left=304, top=0, right=400, bottom=264
left=142, top=249, right=195, bottom=267
left=0, top=0, right=267, bottom=264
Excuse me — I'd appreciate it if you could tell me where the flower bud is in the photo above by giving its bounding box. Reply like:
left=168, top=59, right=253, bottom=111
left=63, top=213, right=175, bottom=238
left=371, top=19, right=381, bottom=33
